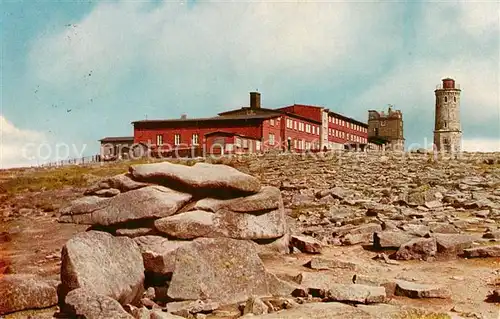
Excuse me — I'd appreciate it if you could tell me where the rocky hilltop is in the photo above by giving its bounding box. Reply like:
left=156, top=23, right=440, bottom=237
left=0, top=151, right=499, bottom=318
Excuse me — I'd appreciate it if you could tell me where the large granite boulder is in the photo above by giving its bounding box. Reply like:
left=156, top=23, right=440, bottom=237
left=166, top=238, right=270, bottom=305
left=64, top=288, right=134, bottom=319
left=0, top=274, right=58, bottom=315
left=129, top=162, right=261, bottom=194
left=133, top=236, right=191, bottom=275
left=59, top=186, right=192, bottom=226
left=154, top=207, right=285, bottom=240
left=60, top=231, right=145, bottom=305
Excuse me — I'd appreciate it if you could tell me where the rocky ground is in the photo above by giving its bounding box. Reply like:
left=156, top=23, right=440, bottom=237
left=0, top=151, right=499, bottom=319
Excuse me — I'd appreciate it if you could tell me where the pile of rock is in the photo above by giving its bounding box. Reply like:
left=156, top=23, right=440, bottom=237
left=55, top=162, right=294, bottom=318
left=59, top=162, right=289, bottom=255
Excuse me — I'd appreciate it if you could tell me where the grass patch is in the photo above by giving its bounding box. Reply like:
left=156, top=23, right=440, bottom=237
left=0, top=158, right=174, bottom=195
left=393, top=309, right=451, bottom=319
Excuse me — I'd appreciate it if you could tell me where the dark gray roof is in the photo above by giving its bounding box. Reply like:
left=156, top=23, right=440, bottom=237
left=132, top=113, right=280, bottom=124
left=99, top=136, right=134, bottom=143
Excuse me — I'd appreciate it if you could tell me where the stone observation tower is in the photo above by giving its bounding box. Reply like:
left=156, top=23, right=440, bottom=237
left=434, top=78, right=462, bottom=152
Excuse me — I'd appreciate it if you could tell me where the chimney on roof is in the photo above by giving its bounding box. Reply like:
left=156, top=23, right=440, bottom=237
left=250, top=92, right=261, bottom=109
left=180, top=114, right=187, bottom=119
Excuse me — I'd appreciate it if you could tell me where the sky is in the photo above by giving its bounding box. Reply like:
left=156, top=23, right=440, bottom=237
left=1, top=0, right=499, bottom=168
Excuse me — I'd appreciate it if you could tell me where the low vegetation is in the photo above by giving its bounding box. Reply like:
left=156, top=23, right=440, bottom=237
left=393, top=309, right=451, bottom=319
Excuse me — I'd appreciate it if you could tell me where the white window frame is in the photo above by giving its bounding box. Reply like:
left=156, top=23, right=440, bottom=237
left=192, top=133, right=199, bottom=145
left=243, top=139, right=248, bottom=148
left=269, top=133, right=275, bottom=145
left=174, top=134, right=181, bottom=146
left=270, top=119, right=275, bottom=126
left=235, top=137, right=242, bottom=147
left=294, top=121, right=298, bottom=130
left=156, top=134, right=163, bottom=145
left=256, top=140, right=261, bottom=151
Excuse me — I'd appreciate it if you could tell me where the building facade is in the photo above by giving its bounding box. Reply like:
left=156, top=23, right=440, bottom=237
left=367, top=106, right=404, bottom=150
left=99, top=136, right=135, bottom=160
left=434, top=78, right=462, bottom=153
left=130, top=92, right=368, bottom=156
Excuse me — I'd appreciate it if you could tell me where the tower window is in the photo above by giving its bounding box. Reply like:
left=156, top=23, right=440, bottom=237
left=444, top=97, right=447, bottom=102
left=454, top=97, right=456, bottom=102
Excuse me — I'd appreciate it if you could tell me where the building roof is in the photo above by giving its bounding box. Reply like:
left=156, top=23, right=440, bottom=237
left=329, top=111, right=369, bottom=127
left=218, top=107, right=323, bottom=124
left=99, top=136, right=134, bottom=143
left=204, top=131, right=261, bottom=140
left=132, top=113, right=280, bottom=125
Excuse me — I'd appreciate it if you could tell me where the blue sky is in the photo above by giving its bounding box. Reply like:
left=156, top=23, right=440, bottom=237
left=1, top=0, right=499, bottom=167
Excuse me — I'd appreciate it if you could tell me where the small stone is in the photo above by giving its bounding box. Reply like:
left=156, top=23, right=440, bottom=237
left=394, top=280, right=451, bottom=298
left=433, top=233, right=478, bottom=256
left=166, top=300, right=220, bottom=317
left=290, top=235, right=323, bottom=254
left=373, top=232, right=415, bottom=249
left=462, top=245, right=500, bottom=258
left=244, top=297, right=270, bottom=315
left=324, top=284, right=386, bottom=304
left=394, top=238, right=437, bottom=261
left=309, top=256, right=358, bottom=271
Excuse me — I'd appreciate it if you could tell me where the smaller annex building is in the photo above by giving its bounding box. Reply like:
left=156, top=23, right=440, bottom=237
left=130, top=92, right=368, bottom=156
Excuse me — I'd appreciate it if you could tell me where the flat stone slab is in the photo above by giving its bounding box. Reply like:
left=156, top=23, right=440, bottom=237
left=309, top=256, right=359, bottom=271
left=167, top=238, right=270, bottom=305
left=60, top=231, right=145, bottom=305
left=394, top=280, right=451, bottom=299
left=134, top=236, right=191, bottom=275
left=154, top=207, right=285, bottom=240
left=59, top=186, right=192, bottom=226
left=116, top=227, right=157, bottom=238
left=373, top=232, right=415, bottom=249
left=325, top=284, right=386, bottom=304
left=295, top=272, right=339, bottom=290
left=433, top=234, right=478, bottom=255
left=129, top=162, right=261, bottom=194
left=463, top=245, right=500, bottom=258
left=65, top=288, right=134, bottom=319
left=194, top=186, right=281, bottom=213
left=166, top=300, right=220, bottom=317
left=0, top=274, right=58, bottom=315
left=85, top=173, right=151, bottom=195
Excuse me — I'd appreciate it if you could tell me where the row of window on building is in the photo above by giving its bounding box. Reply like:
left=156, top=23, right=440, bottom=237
left=156, top=133, right=199, bottom=146
left=328, top=116, right=367, bottom=133
left=328, top=128, right=367, bottom=143
left=284, top=118, right=321, bottom=135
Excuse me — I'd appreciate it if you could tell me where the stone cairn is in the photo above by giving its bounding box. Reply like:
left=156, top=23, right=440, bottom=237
left=53, top=162, right=295, bottom=318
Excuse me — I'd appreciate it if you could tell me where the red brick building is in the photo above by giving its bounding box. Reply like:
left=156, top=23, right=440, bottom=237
left=131, top=92, right=368, bottom=156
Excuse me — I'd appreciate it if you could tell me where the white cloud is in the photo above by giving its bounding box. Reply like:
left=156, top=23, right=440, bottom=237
left=29, top=1, right=403, bottom=98
left=0, top=115, right=50, bottom=168
left=462, top=138, right=500, bottom=152
left=23, top=0, right=499, bottom=148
